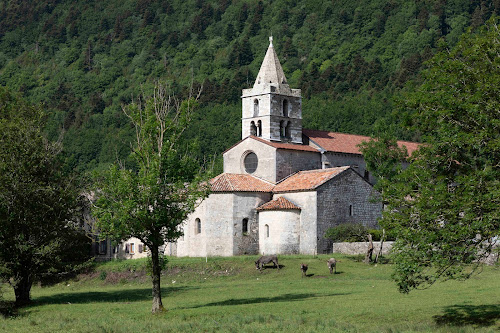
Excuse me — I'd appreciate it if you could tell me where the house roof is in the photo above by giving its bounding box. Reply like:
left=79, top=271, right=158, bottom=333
left=257, top=197, right=301, bottom=211
left=303, top=129, right=420, bottom=156
left=210, top=173, right=274, bottom=192
left=273, top=166, right=350, bottom=193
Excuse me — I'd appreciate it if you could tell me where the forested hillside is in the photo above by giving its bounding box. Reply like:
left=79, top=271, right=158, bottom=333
left=0, top=0, right=497, bottom=173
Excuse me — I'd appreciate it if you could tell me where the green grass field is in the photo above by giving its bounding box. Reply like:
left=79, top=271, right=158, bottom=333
left=1, top=255, right=499, bottom=332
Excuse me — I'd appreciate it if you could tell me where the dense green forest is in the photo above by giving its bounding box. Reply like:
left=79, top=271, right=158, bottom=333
left=0, top=0, right=498, bottom=174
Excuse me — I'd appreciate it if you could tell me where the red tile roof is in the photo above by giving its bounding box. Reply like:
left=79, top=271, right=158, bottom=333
left=223, top=135, right=319, bottom=154
left=273, top=167, right=350, bottom=193
left=303, top=129, right=420, bottom=156
left=210, top=173, right=274, bottom=192
left=257, top=197, right=301, bottom=211
left=250, top=135, right=319, bottom=152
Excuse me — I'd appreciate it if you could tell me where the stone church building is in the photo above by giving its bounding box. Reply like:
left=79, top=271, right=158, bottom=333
left=94, top=38, right=418, bottom=259
left=172, top=38, right=419, bottom=257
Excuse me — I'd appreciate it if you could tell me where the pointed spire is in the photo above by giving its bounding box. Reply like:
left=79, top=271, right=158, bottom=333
left=253, top=37, right=290, bottom=93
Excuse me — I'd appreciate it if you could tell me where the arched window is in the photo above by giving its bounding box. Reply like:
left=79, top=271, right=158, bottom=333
left=265, top=224, right=269, bottom=238
left=349, top=205, right=353, bottom=216
left=280, top=120, right=285, bottom=138
left=250, top=121, right=257, bottom=136
left=257, top=120, right=262, bottom=137
left=253, top=99, right=259, bottom=116
left=195, top=218, right=201, bottom=234
left=284, top=122, right=290, bottom=139
left=242, top=218, right=248, bottom=234
left=283, top=99, right=289, bottom=117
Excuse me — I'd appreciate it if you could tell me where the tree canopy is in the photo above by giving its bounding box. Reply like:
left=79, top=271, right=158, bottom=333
left=91, top=83, right=210, bottom=313
left=0, top=87, right=91, bottom=306
left=362, top=17, right=499, bottom=293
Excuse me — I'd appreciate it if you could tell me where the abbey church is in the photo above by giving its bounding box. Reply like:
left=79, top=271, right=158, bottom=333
left=95, top=38, right=419, bottom=259
left=171, top=38, right=419, bottom=257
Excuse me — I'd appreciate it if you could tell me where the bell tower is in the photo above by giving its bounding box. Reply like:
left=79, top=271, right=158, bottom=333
left=241, top=37, right=302, bottom=144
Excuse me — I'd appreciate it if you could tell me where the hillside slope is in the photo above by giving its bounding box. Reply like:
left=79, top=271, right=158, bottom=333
left=0, top=0, right=497, bottom=173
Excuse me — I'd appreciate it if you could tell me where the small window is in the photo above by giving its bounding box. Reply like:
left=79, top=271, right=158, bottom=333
left=195, top=218, right=201, bottom=234
left=349, top=205, right=353, bottom=216
left=244, top=152, right=258, bottom=173
left=130, top=243, right=135, bottom=254
left=99, top=240, right=107, bottom=255
left=125, top=243, right=130, bottom=253
left=242, top=218, right=248, bottom=234
left=138, top=244, right=144, bottom=253
left=253, top=99, right=259, bottom=116
left=265, top=224, right=269, bottom=238
left=283, top=99, right=289, bottom=117
left=257, top=120, right=262, bottom=137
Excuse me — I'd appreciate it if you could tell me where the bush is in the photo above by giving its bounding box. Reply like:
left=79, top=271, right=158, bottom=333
left=325, top=223, right=368, bottom=242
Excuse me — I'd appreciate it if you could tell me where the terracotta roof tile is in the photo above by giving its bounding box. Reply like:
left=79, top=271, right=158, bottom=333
left=250, top=136, right=319, bottom=152
left=303, top=129, right=420, bottom=156
left=257, top=197, right=301, bottom=211
left=223, top=136, right=320, bottom=154
left=273, top=167, right=350, bottom=193
left=210, top=173, right=274, bottom=192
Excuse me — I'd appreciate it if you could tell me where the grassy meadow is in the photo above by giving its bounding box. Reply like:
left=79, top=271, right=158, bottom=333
left=1, top=255, right=499, bottom=332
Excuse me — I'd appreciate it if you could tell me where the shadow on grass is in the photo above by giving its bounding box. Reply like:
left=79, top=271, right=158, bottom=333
left=184, top=292, right=350, bottom=309
left=0, top=301, right=21, bottom=318
left=433, top=304, right=500, bottom=327
left=33, top=286, right=197, bottom=305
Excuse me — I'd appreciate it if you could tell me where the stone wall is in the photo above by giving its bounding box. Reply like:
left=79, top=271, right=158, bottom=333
left=316, top=169, right=382, bottom=254
left=332, top=241, right=394, bottom=255
left=275, top=149, right=321, bottom=182
left=232, top=192, right=272, bottom=255
left=273, top=192, right=318, bottom=255
left=223, top=138, right=277, bottom=182
left=258, top=209, right=301, bottom=255
left=321, top=152, right=374, bottom=184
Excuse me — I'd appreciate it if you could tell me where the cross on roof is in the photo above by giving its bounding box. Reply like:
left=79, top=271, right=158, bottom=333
left=269, top=36, right=273, bottom=46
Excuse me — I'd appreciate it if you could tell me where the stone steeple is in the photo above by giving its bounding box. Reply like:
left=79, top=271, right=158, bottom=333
left=241, top=37, right=302, bottom=144
left=252, top=37, right=292, bottom=95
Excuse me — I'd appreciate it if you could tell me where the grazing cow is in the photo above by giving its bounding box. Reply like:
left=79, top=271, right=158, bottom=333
left=300, top=263, right=308, bottom=278
left=255, top=255, right=279, bottom=271
left=327, top=258, right=337, bottom=274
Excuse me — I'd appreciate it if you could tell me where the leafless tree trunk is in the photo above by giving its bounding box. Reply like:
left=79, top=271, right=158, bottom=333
left=375, top=229, right=386, bottom=263
left=364, top=234, right=374, bottom=264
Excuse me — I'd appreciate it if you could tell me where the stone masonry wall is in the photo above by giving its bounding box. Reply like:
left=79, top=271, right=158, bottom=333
left=275, top=149, right=321, bottom=182
left=258, top=209, right=301, bottom=255
left=332, top=241, right=394, bottom=255
left=223, top=138, right=277, bottom=183
left=273, top=192, right=318, bottom=255
left=322, top=152, right=374, bottom=184
left=232, top=192, right=272, bottom=255
left=316, top=169, right=382, bottom=254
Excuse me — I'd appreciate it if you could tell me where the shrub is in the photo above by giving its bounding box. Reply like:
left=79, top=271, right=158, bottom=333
left=325, top=223, right=368, bottom=242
